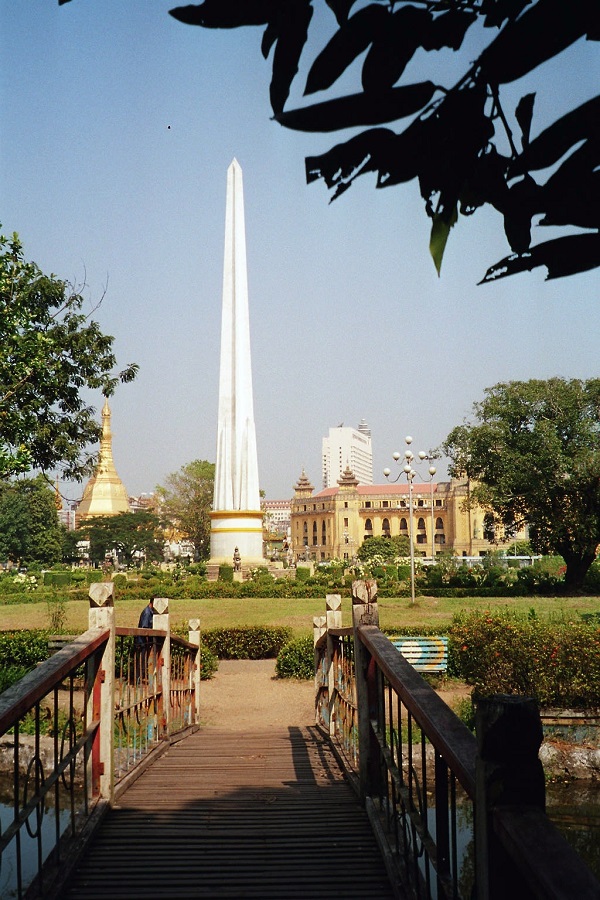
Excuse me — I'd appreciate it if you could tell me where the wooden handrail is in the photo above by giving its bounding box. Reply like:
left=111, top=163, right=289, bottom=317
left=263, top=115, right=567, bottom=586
left=358, top=624, right=477, bottom=798
left=0, top=626, right=110, bottom=734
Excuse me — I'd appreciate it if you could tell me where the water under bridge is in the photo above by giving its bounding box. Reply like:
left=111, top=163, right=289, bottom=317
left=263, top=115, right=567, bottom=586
left=1, top=582, right=598, bottom=899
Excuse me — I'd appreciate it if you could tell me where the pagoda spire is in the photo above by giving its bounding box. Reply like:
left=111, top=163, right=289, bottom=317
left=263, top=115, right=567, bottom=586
left=77, top=398, right=129, bottom=522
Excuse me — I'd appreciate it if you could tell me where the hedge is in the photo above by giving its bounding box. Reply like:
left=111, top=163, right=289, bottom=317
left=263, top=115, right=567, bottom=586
left=449, top=610, right=600, bottom=708
left=202, top=626, right=293, bottom=659
left=276, top=636, right=314, bottom=680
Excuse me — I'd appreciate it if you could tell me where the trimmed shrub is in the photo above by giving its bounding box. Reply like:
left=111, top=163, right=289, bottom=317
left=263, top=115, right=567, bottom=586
left=43, top=571, right=72, bottom=587
left=276, top=635, right=313, bottom=680
left=295, top=566, right=311, bottom=582
left=449, top=610, right=600, bottom=708
left=0, top=630, right=50, bottom=672
left=219, top=565, right=234, bottom=583
left=202, top=626, right=293, bottom=659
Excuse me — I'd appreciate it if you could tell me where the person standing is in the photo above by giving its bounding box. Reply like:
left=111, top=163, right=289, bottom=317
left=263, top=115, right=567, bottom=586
left=135, top=598, right=155, bottom=681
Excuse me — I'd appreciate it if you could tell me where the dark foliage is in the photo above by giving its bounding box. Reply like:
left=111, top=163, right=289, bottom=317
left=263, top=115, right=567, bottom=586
left=159, top=0, right=599, bottom=282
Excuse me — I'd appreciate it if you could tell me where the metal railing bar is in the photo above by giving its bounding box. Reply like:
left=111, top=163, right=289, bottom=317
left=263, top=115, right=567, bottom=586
left=0, top=629, right=109, bottom=735
left=358, top=626, right=477, bottom=797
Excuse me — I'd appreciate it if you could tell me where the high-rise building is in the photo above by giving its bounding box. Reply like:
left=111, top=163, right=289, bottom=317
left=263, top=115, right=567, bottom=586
left=209, top=159, right=263, bottom=567
left=322, top=421, right=373, bottom=488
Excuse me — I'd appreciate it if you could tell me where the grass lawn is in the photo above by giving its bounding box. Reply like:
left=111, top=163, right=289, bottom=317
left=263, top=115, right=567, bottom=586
left=1, top=593, right=599, bottom=636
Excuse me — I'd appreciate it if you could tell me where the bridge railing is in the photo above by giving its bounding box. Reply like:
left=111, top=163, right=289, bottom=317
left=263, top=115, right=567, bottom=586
left=0, top=585, right=200, bottom=898
left=314, top=583, right=600, bottom=900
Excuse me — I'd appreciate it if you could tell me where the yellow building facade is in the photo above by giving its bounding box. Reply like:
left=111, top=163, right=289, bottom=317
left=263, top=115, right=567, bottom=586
left=290, top=466, right=524, bottom=562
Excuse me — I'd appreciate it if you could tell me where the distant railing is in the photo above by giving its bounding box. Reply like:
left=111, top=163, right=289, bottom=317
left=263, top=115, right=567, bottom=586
left=314, top=583, right=600, bottom=900
left=0, top=585, right=200, bottom=898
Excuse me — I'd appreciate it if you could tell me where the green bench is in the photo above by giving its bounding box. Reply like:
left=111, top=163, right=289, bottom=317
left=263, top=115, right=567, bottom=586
left=391, top=636, right=448, bottom=673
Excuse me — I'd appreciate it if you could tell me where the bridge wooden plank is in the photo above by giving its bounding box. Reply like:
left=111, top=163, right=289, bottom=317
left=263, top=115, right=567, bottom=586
left=63, top=726, right=398, bottom=899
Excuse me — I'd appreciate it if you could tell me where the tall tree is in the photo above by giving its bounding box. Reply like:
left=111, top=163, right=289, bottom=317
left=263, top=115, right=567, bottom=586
left=163, top=0, right=599, bottom=282
left=0, top=476, right=64, bottom=566
left=443, top=378, right=600, bottom=590
left=76, top=510, right=164, bottom=567
left=0, top=231, right=138, bottom=480
left=156, top=460, right=215, bottom=560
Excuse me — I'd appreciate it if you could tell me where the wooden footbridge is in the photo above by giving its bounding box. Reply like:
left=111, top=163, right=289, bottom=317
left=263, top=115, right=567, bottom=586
left=1, top=582, right=599, bottom=900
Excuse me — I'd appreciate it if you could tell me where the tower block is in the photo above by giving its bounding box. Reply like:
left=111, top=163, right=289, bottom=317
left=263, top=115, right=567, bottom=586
left=209, top=160, right=264, bottom=567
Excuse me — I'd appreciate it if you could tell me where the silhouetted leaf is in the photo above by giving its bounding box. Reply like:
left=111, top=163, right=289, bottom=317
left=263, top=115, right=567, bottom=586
left=479, top=0, right=592, bottom=84
left=170, top=1, right=274, bottom=27
left=480, top=0, right=531, bottom=28
left=502, top=174, right=540, bottom=252
left=305, top=4, right=388, bottom=95
left=429, top=203, right=458, bottom=276
left=306, top=128, right=397, bottom=199
left=511, top=95, right=600, bottom=175
left=459, top=147, right=510, bottom=214
left=362, top=6, right=432, bottom=92
left=325, top=0, right=358, bottom=26
left=277, top=82, right=436, bottom=131
left=516, top=93, right=536, bottom=148
left=269, top=0, right=313, bottom=114
left=480, top=234, right=600, bottom=282
left=538, top=142, right=600, bottom=229
left=261, top=21, right=278, bottom=58
left=422, top=8, right=477, bottom=51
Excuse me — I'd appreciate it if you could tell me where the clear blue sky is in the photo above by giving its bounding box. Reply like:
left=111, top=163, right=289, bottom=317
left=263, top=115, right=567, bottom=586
left=2, top=1, right=598, bottom=504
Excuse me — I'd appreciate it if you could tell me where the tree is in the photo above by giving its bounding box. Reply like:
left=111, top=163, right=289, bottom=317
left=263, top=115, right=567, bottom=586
left=442, top=378, right=600, bottom=590
left=0, top=231, right=138, bottom=480
left=155, top=460, right=215, bottom=560
left=0, top=476, right=64, bottom=566
left=164, top=0, right=599, bottom=282
left=76, top=511, right=164, bottom=567
left=357, top=533, right=411, bottom=562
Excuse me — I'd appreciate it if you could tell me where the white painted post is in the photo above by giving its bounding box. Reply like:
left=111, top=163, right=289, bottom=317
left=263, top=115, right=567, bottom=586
left=153, top=598, right=170, bottom=734
left=351, top=579, right=380, bottom=803
left=88, top=582, right=115, bottom=803
left=188, top=618, right=201, bottom=726
left=326, top=594, right=342, bottom=738
left=313, top=614, right=326, bottom=726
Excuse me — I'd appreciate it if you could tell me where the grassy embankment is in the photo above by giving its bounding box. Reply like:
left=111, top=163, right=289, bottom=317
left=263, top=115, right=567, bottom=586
left=1, top=593, right=599, bottom=636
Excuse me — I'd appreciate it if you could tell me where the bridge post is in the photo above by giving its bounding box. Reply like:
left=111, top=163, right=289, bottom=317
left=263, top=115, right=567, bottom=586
left=313, top=614, right=326, bottom=726
left=351, top=580, right=382, bottom=804
left=189, top=618, right=201, bottom=726
left=326, top=594, right=342, bottom=738
left=475, top=694, right=545, bottom=899
left=153, top=598, right=170, bottom=735
left=88, top=582, right=115, bottom=803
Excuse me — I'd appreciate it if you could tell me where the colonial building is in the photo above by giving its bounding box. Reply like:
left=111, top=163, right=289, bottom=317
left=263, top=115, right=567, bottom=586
left=290, top=466, right=524, bottom=562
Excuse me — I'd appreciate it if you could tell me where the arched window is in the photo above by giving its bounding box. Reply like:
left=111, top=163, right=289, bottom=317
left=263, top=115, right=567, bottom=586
left=382, top=517, right=390, bottom=536
left=365, top=518, right=373, bottom=531
left=312, top=521, right=318, bottom=545
left=400, top=518, right=408, bottom=531
left=436, top=517, right=444, bottom=530
left=322, top=521, right=326, bottom=543
left=417, top=517, right=426, bottom=530
left=483, top=513, right=495, bottom=542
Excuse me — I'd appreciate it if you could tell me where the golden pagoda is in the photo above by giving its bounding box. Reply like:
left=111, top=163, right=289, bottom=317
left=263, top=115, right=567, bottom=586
left=77, top=398, right=129, bottom=522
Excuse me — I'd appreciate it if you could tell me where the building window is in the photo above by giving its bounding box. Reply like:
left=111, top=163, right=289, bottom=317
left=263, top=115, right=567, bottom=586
left=417, top=517, right=426, bottom=530
left=322, top=522, right=326, bottom=544
left=436, top=517, right=444, bottom=530
left=344, top=517, right=349, bottom=527
left=303, top=521, right=308, bottom=534
left=344, top=502, right=348, bottom=508
left=365, top=501, right=371, bottom=508
left=435, top=534, right=446, bottom=545
left=416, top=534, right=427, bottom=544
left=436, top=499, right=442, bottom=507
left=382, top=517, right=390, bottom=536
left=365, top=518, right=373, bottom=531
left=382, top=500, right=389, bottom=508
left=312, top=522, right=318, bottom=545
left=483, top=513, right=495, bottom=541
left=400, top=518, right=408, bottom=531
left=417, top=499, right=424, bottom=507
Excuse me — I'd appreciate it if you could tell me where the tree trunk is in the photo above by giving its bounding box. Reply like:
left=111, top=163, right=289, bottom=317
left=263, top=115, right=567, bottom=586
left=563, top=550, right=596, bottom=591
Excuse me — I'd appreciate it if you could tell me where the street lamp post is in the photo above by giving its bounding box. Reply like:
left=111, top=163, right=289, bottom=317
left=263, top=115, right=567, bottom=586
left=384, top=436, right=437, bottom=607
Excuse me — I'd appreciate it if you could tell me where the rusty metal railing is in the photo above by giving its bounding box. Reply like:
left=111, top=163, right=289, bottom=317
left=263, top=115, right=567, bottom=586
left=0, top=589, right=201, bottom=898
left=315, top=584, right=600, bottom=900
left=0, top=628, right=109, bottom=900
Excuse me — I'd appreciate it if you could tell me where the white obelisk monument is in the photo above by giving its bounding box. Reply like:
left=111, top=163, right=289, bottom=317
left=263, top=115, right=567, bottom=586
left=209, top=159, right=264, bottom=567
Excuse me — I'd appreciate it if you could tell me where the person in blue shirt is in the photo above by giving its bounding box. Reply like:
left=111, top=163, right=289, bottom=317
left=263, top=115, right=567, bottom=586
left=135, top=598, right=155, bottom=681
